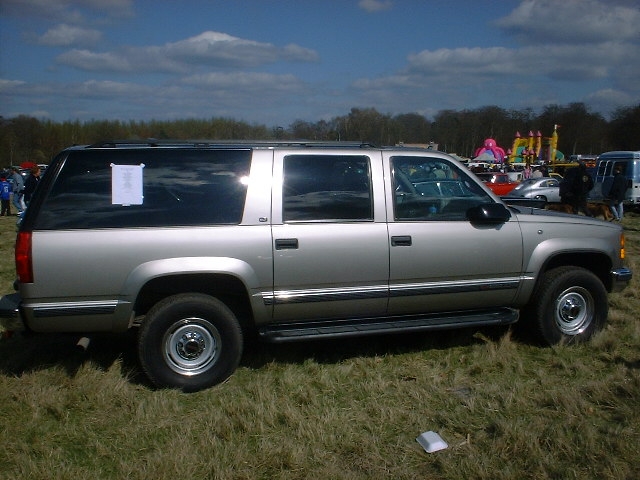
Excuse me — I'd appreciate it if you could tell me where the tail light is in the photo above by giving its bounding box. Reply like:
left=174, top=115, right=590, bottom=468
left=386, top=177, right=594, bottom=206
left=620, top=233, right=626, bottom=260
left=15, top=231, right=33, bottom=283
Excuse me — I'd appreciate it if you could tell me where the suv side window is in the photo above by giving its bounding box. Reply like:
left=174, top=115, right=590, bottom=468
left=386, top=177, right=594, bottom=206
left=283, top=155, right=372, bottom=222
left=392, top=156, right=489, bottom=221
left=33, top=149, right=251, bottom=229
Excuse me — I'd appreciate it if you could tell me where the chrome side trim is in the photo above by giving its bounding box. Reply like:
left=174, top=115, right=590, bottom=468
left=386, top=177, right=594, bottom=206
left=390, top=278, right=520, bottom=297
left=30, top=300, right=119, bottom=318
left=264, top=285, right=387, bottom=306
left=264, top=277, right=521, bottom=305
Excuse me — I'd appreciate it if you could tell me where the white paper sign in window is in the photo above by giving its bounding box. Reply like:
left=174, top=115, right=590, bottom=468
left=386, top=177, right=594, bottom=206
left=111, top=163, right=144, bottom=205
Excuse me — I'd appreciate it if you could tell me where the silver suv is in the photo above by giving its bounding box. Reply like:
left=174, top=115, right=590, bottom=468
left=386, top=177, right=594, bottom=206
left=0, top=141, right=632, bottom=391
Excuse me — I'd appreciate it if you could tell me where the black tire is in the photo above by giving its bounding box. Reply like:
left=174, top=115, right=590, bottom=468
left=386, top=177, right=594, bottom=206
left=138, top=293, right=243, bottom=392
left=522, top=266, right=608, bottom=345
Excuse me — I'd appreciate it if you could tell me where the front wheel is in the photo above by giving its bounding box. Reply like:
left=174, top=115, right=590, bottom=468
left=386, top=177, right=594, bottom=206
left=522, top=266, right=608, bottom=345
left=138, top=293, right=243, bottom=392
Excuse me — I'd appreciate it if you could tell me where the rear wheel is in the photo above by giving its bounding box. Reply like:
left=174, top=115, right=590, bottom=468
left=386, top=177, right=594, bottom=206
left=522, top=266, right=608, bottom=345
left=138, top=293, right=243, bottom=392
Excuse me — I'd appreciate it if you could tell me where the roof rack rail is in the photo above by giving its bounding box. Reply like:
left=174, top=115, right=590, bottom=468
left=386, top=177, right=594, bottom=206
left=86, top=139, right=187, bottom=148
left=85, top=139, right=378, bottom=149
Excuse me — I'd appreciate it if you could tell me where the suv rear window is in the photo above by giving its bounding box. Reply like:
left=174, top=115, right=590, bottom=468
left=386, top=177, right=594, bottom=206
left=32, top=149, right=252, bottom=229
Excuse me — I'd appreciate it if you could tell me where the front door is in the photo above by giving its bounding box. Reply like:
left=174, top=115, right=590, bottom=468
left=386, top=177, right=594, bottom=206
left=385, top=153, right=524, bottom=315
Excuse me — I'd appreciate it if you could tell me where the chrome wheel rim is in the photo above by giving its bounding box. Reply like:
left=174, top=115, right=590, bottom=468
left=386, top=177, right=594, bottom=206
left=554, top=287, right=594, bottom=335
left=163, top=318, right=221, bottom=376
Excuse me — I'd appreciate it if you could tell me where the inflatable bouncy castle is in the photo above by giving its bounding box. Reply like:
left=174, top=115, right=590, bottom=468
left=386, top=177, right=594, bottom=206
left=473, top=138, right=506, bottom=163
left=507, top=125, right=564, bottom=165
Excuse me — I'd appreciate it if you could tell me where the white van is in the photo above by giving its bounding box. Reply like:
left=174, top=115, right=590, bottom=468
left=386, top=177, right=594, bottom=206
left=590, top=151, right=640, bottom=206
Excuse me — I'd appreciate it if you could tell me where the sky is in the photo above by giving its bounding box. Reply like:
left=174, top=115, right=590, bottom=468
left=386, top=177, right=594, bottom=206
left=1, top=0, right=640, bottom=128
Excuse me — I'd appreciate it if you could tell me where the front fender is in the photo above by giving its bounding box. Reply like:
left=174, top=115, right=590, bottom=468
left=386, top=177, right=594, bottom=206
left=516, top=236, right=615, bottom=303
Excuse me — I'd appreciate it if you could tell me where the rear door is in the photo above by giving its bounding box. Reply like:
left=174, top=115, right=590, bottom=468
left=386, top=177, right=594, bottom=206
left=270, top=150, right=389, bottom=322
left=594, top=155, right=636, bottom=202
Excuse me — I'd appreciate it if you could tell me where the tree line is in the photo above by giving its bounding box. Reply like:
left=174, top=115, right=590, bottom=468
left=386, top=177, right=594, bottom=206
left=1, top=102, right=638, bottom=167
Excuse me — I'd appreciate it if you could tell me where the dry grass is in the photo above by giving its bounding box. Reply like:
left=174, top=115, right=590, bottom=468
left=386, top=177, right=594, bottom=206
left=0, top=213, right=639, bottom=479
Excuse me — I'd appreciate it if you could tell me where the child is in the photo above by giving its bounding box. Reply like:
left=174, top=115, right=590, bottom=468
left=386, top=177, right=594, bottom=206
left=0, top=175, right=11, bottom=216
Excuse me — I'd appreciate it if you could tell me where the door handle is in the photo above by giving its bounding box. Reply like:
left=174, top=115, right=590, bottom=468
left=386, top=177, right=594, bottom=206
left=391, top=235, right=412, bottom=247
left=275, top=238, right=299, bottom=250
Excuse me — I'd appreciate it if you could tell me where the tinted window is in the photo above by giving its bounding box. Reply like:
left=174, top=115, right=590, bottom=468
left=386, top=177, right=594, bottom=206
left=392, top=156, right=490, bottom=221
left=597, top=161, right=607, bottom=176
left=34, top=149, right=251, bottom=229
left=541, top=179, right=559, bottom=188
left=283, top=155, right=372, bottom=222
left=614, top=161, right=628, bottom=176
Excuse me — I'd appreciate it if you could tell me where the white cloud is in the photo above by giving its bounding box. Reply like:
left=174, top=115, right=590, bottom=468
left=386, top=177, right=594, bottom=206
left=73, top=79, right=149, bottom=98
left=0, top=79, right=27, bottom=91
left=358, top=0, right=393, bottom=13
left=349, top=28, right=640, bottom=120
left=163, top=32, right=318, bottom=67
left=403, top=40, right=635, bottom=82
left=495, top=0, right=640, bottom=44
left=0, top=74, right=311, bottom=124
left=37, top=24, right=102, bottom=47
left=80, top=0, right=133, bottom=16
left=56, top=49, right=134, bottom=72
left=55, top=31, right=319, bottom=73
left=586, top=88, right=633, bottom=105
left=407, top=47, right=515, bottom=76
left=1, top=0, right=133, bottom=22
left=182, top=72, right=306, bottom=93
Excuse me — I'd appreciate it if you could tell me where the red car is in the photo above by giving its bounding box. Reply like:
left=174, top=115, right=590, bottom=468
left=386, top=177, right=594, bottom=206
left=475, top=172, right=519, bottom=195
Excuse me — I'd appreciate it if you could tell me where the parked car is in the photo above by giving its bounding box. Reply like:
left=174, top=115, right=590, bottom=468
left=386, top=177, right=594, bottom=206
left=505, top=177, right=562, bottom=203
left=475, top=172, right=520, bottom=195
left=589, top=151, right=640, bottom=207
left=0, top=141, right=632, bottom=392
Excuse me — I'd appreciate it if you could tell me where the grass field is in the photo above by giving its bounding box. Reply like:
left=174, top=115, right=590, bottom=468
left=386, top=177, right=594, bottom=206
left=0, top=212, right=638, bottom=479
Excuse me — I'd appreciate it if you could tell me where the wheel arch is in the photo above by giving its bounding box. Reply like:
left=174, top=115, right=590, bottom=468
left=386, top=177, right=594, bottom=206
left=135, top=273, right=255, bottom=328
left=541, top=251, right=612, bottom=290
left=517, top=249, right=613, bottom=305
left=122, top=257, right=269, bottom=331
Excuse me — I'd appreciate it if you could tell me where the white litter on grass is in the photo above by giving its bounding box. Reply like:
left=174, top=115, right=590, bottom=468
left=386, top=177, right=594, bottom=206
left=416, top=431, right=448, bottom=453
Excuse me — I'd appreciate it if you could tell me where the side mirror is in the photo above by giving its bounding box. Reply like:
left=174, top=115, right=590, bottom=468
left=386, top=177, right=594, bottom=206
left=467, top=203, right=511, bottom=224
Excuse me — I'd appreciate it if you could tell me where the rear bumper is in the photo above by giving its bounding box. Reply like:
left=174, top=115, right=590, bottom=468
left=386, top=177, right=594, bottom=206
left=0, top=293, right=25, bottom=331
left=611, top=267, right=633, bottom=293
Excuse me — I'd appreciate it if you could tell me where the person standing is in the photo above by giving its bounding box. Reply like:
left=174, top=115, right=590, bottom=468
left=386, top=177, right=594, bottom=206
left=607, top=166, right=627, bottom=221
left=0, top=175, right=12, bottom=216
left=570, top=162, right=594, bottom=216
left=23, top=165, right=41, bottom=205
left=560, top=167, right=576, bottom=205
left=10, top=166, right=26, bottom=215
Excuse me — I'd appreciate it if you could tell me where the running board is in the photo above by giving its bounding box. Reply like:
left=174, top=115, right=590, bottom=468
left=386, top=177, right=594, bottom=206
left=258, top=308, right=519, bottom=343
